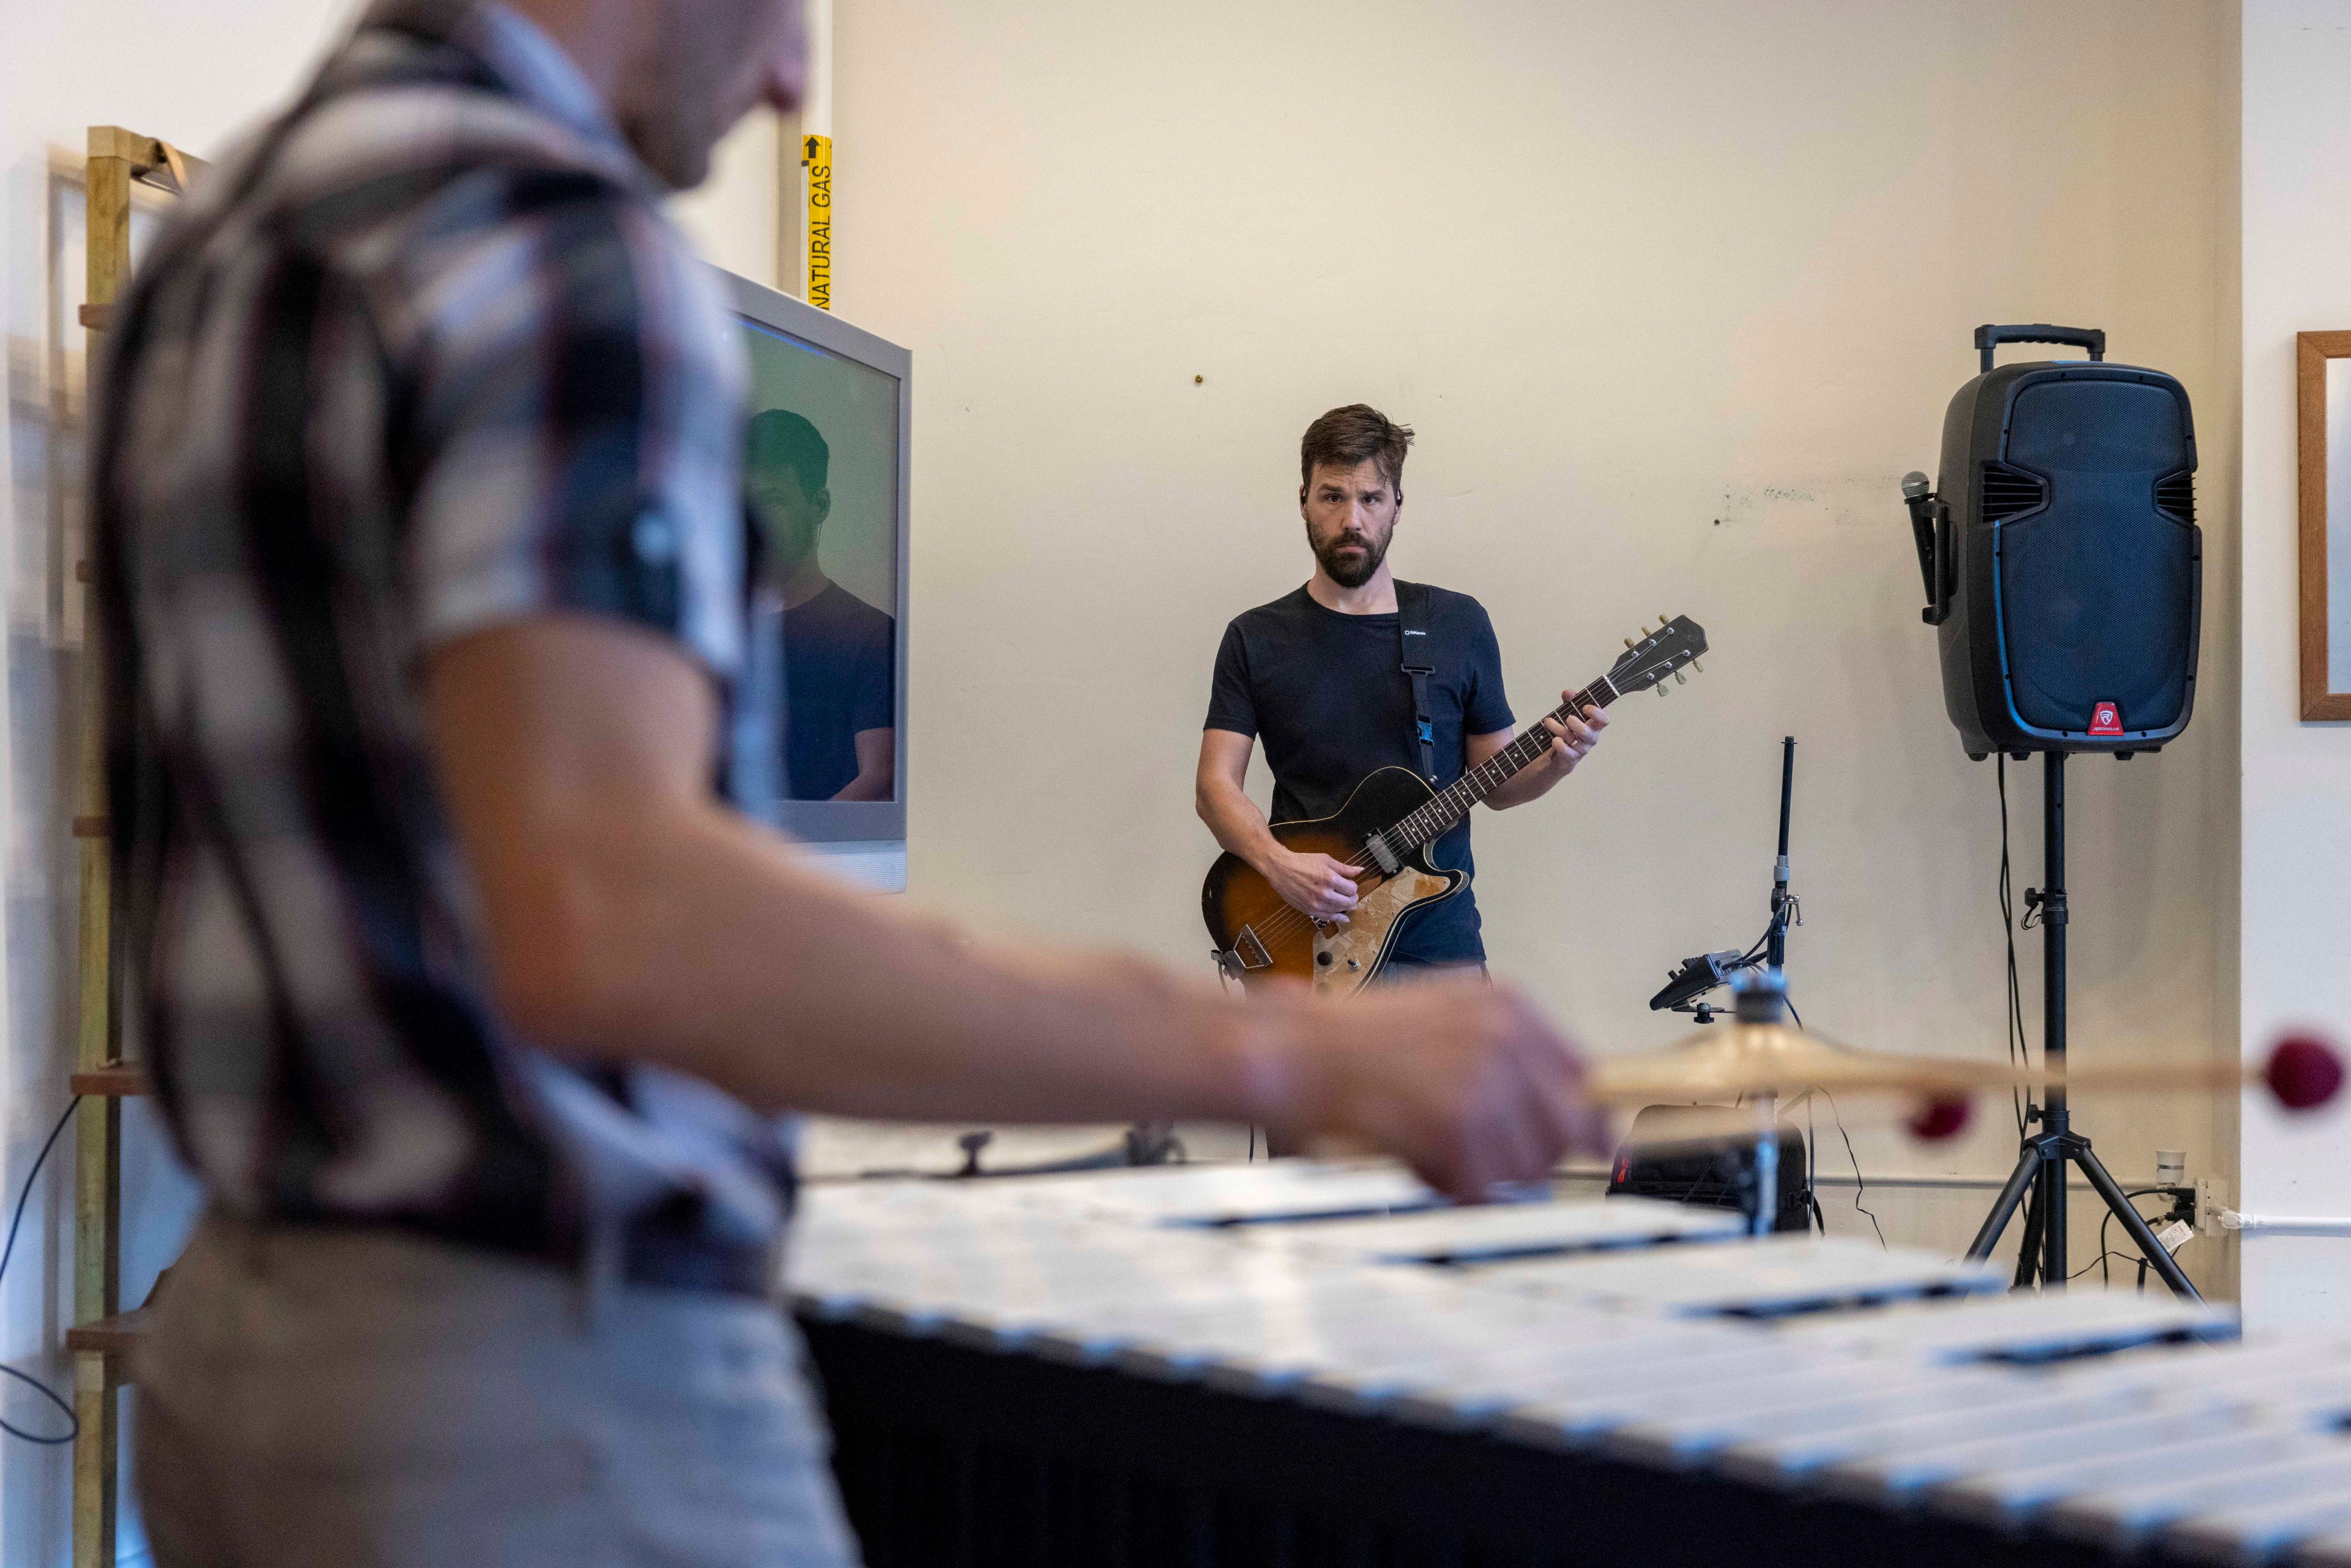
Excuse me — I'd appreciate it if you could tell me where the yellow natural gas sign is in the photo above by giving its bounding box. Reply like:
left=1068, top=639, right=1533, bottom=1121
left=802, top=133, right=833, bottom=310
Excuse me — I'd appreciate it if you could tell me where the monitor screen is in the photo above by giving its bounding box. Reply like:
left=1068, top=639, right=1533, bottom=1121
left=722, top=272, right=910, bottom=887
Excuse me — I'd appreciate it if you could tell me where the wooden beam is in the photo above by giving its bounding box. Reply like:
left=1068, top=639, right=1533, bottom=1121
left=64, top=1307, right=151, bottom=1362
left=68, top=1067, right=148, bottom=1099
left=71, top=1353, right=115, bottom=1568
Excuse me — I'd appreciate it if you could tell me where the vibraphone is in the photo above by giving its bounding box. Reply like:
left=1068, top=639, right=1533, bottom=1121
left=789, top=1161, right=2351, bottom=1568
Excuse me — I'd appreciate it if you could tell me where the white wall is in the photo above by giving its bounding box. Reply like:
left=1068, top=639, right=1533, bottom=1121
left=831, top=0, right=2248, bottom=1265
left=2238, top=0, right=2351, bottom=1329
left=670, top=110, right=790, bottom=290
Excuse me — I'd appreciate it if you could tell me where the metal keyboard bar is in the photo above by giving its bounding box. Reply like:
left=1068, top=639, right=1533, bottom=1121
left=786, top=1161, right=2351, bottom=1566
left=1476, top=1233, right=2006, bottom=1317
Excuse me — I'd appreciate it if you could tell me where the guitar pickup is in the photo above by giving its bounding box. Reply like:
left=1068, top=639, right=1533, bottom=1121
left=1365, top=836, right=1401, bottom=876
left=1231, top=927, right=1272, bottom=970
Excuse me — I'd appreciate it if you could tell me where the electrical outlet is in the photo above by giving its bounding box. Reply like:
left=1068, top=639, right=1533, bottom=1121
left=2195, top=1174, right=2229, bottom=1231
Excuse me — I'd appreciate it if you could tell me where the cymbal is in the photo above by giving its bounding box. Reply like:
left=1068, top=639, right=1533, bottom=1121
left=1591, top=1018, right=2004, bottom=1104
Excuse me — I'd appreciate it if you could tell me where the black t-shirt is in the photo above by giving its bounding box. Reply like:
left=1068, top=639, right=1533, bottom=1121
left=783, top=581, right=896, bottom=800
left=1205, top=583, right=1513, bottom=962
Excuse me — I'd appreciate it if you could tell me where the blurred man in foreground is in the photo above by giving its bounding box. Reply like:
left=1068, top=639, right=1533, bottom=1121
left=94, top=1, right=1603, bottom=1562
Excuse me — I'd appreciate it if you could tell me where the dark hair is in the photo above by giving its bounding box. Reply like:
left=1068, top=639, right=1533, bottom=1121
left=745, top=408, right=829, bottom=498
left=1300, top=403, right=1414, bottom=493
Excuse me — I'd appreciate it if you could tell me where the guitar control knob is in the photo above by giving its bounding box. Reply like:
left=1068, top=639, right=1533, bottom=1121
left=1316, top=951, right=1332, bottom=967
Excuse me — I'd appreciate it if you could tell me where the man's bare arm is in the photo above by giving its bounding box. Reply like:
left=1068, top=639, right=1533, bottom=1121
left=831, top=727, right=893, bottom=800
left=1195, top=728, right=1359, bottom=922
left=427, top=617, right=1603, bottom=1196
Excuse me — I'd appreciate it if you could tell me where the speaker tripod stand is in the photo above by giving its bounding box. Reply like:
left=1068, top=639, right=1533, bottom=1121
left=1963, top=752, right=2199, bottom=1299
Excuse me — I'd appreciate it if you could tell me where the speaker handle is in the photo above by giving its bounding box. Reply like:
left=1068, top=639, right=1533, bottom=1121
left=1976, top=323, right=2105, bottom=373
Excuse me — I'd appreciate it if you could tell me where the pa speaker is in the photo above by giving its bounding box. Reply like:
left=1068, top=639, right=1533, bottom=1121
left=1901, top=324, right=2200, bottom=758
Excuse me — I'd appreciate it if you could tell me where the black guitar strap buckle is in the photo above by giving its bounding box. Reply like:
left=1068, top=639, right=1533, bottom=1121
left=1398, top=580, right=1438, bottom=783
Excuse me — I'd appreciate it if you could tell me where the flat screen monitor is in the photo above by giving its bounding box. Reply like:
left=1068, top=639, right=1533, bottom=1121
left=721, top=269, right=911, bottom=892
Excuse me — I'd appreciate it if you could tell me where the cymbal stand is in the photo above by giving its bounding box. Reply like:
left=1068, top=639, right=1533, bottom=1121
left=1728, top=742, right=1799, bottom=1238
left=1963, top=752, right=2200, bottom=1299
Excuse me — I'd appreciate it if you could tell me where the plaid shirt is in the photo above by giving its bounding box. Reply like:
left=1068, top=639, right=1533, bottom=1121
left=94, top=0, right=792, bottom=1284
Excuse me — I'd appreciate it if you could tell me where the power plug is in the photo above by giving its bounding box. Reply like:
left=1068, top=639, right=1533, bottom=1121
left=2195, top=1174, right=2228, bottom=1231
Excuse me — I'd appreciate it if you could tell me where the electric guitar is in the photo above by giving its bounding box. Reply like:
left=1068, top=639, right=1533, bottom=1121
left=1203, top=615, right=1708, bottom=995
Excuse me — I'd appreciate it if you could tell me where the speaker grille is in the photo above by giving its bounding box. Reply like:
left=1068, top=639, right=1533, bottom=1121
left=1997, top=379, right=2195, bottom=736
left=2155, top=470, right=2194, bottom=523
left=1978, top=461, right=2048, bottom=522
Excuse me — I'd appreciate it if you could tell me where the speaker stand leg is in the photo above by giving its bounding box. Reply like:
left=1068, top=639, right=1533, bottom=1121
left=2070, top=1135, right=2201, bottom=1302
left=1967, top=1138, right=2043, bottom=1263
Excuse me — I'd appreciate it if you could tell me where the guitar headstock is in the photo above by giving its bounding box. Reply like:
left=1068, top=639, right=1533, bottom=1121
left=1611, top=613, right=1708, bottom=696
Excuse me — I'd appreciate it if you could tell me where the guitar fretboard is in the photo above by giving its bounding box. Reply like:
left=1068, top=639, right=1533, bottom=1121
left=1373, top=673, right=1625, bottom=860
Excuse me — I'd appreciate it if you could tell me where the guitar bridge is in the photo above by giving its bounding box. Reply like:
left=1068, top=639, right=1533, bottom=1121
left=1231, top=926, right=1272, bottom=971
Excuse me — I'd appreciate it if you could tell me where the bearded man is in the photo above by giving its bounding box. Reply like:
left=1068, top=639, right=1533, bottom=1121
left=1197, top=404, right=1609, bottom=978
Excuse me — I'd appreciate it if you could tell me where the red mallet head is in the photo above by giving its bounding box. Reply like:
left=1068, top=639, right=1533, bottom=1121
left=2265, top=1035, right=2345, bottom=1111
left=1907, top=1095, right=1971, bottom=1142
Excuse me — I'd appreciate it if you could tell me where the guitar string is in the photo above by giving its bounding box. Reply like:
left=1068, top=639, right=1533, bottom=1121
left=1232, top=678, right=1624, bottom=957
left=1232, top=653, right=1674, bottom=955
left=1239, top=682, right=1614, bottom=951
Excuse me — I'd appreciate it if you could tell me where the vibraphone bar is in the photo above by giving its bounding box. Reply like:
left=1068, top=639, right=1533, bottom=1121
left=789, top=1161, right=2351, bottom=1568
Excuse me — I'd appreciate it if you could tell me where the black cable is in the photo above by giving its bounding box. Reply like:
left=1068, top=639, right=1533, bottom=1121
left=2099, top=1186, right=2189, bottom=1292
left=1806, top=1097, right=1821, bottom=1234
left=1997, top=757, right=2031, bottom=1139
left=0, top=1098, right=83, bottom=1444
left=1818, top=1090, right=1886, bottom=1250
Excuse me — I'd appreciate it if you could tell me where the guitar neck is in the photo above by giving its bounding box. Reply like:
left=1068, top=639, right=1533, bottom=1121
left=1382, top=673, right=1625, bottom=855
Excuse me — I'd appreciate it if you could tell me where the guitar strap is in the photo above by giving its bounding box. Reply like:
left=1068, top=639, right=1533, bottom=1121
left=1397, top=580, right=1438, bottom=782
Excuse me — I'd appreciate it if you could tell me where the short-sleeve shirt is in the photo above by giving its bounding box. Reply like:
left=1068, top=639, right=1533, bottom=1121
left=782, top=583, right=896, bottom=800
left=1204, top=583, right=1512, bottom=964
left=94, top=0, right=787, bottom=1283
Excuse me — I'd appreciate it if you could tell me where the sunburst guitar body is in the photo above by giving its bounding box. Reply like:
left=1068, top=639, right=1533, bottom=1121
left=1201, top=613, right=1709, bottom=996
left=1202, top=768, right=1464, bottom=997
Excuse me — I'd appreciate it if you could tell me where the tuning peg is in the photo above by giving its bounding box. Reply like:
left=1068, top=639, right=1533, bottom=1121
left=1624, top=637, right=1637, bottom=650
left=1673, top=670, right=1687, bottom=685
left=1659, top=612, right=1672, bottom=627
left=1693, top=659, right=1704, bottom=674
left=1654, top=684, right=1668, bottom=697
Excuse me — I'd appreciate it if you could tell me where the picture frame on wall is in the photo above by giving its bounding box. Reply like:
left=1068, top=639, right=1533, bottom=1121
left=2297, top=331, right=2351, bottom=719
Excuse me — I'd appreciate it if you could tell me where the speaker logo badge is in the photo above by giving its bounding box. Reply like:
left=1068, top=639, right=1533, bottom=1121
left=2089, top=700, right=2124, bottom=736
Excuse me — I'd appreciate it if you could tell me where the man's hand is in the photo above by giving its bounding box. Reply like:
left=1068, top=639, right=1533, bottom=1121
left=1261, top=979, right=1608, bottom=1200
left=1539, top=694, right=1608, bottom=776
left=1475, top=694, right=1608, bottom=811
left=1262, top=847, right=1360, bottom=923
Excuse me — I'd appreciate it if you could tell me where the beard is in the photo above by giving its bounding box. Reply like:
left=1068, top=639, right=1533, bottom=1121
left=1311, top=525, right=1389, bottom=590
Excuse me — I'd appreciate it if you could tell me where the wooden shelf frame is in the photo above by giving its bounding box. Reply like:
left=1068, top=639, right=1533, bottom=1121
left=73, top=122, right=200, bottom=1568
